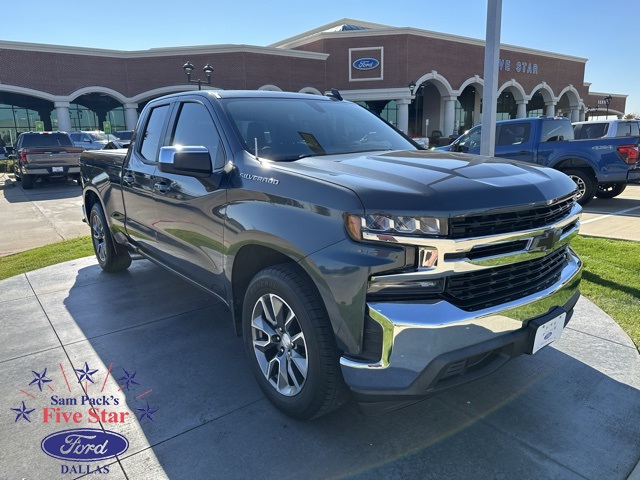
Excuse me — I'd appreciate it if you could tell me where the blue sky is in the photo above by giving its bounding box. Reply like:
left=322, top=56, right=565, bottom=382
left=3, top=0, right=638, bottom=114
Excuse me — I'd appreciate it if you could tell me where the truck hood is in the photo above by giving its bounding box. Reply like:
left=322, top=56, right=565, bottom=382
left=275, top=150, right=577, bottom=217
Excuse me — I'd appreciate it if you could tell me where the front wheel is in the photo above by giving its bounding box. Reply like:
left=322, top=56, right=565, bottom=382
left=595, top=183, right=626, bottom=199
left=90, top=203, right=131, bottom=272
left=562, top=168, right=596, bottom=206
left=243, top=264, right=349, bottom=420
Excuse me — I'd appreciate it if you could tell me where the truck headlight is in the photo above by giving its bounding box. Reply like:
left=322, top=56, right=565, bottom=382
left=345, top=213, right=448, bottom=242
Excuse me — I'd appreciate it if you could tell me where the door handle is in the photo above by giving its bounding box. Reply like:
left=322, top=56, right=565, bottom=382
left=122, top=174, right=134, bottom=184
left=154, top=182, right=170, bottom=193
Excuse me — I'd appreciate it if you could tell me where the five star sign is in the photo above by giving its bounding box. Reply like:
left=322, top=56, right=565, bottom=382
left=118, top=369, right=140, bottom=391
left=11, top=401, right=35, bottom=423
left=75, top=362, right=98, bottom=383
left=136, top=401, right=159, bottom=422
left=29, top=368, right=52, bottom=391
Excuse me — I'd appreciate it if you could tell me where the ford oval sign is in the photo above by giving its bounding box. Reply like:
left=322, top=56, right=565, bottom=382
left=41, top=428, right=129, bottom=462
left=352, top=58, right=380, bottom=70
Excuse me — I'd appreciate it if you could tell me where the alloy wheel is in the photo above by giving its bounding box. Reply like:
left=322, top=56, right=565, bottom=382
left=91, top=214, right=107, bottom=263
left=250, top=293, right=308, bottom=396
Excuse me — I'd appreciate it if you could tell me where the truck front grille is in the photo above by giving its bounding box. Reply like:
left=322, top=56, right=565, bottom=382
left=443, top=246, right=569, bottom=311
left=449, top=195, right=575, bottom=239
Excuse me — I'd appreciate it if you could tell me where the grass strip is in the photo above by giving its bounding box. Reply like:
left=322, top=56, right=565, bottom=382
left=0, top=236, right=93, bottom=280
left=571, top=235, right=640, bottom=350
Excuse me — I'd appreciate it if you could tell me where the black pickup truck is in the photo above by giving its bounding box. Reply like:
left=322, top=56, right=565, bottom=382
left=81, top=91, right=583, bottom=419
left=11, top=131, right=83, bottom=189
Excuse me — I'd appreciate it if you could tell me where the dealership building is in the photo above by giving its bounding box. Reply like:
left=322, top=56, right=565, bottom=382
left=0, top=18, right=628, bottom=146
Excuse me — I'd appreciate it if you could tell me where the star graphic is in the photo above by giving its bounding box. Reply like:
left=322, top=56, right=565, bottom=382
left=118, top=368, right=140, bottom=391
left=136, top=401, right=159, bottom=422
left=75, top=362, right=98, bottom=383
left=29, top=368, right=52, bottom=392
left=11, top=401, right=35, bottom=423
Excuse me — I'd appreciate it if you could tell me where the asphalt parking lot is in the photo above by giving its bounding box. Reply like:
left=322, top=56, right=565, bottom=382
left=1, top=176, right=640, bottom=479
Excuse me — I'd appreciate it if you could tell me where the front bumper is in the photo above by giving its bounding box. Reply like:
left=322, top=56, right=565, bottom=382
left=340, top=247, right=582, bottom=407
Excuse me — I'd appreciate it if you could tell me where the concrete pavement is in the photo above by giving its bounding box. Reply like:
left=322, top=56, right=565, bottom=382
left=0, top=257, right=639, bottom=479
left=0, top=175, right=85, bottom=256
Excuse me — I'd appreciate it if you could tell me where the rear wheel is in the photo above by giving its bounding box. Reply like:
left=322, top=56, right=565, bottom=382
left=595, top=183, right=626, bottom=199
left=22, top=174, right=34, bottom=189
left=243, top=264, right=349, bottom=420
left=90, top=203, right=131, bottom=272
left=562, top=168, right=596, bottom=206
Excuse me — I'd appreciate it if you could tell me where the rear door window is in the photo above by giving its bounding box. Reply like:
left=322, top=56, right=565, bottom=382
left=541, top=120, right=574, bottom=142
left=497, top=123, right=531, bottom=146
left=140, top=104, right=171, bottom=162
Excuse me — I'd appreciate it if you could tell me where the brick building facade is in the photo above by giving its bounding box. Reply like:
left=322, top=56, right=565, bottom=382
left=0, top=18, right=627, bottom=146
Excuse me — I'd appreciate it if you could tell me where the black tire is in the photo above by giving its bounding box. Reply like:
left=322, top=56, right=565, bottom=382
left=89, top=203, right=132, bottom=272
left=595, top=183, right=626, bottom=199
left=242, top=264, right=349, bottom=420
left=22, top=174, right=34, bottom=189
left=562, top=168, right=596, bottom=206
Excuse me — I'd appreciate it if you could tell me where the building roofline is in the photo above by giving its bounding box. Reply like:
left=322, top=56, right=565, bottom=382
left=588, top=91, right=628, bottom=98
left=271, top=22, right=588, bottom=63
left=0, top=40, right=329, bottom=60
left=268, top=18, right=391, bottom=48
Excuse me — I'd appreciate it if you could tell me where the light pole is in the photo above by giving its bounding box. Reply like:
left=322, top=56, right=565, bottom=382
left=409, top=81, right=424, bottom=137
left=183, top=62, right=213, bottom=90
left=604, top=95, right=612, bottom=118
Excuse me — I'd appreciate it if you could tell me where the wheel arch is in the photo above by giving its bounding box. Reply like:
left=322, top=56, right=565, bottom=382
left=83, top=188, right=126, bottom=252
left=552, top=157, right=596, bottom=178
left=230, top=244, right=302, bottom=335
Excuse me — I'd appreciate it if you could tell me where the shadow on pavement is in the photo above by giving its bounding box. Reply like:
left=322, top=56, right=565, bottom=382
left=45, top=259, right=640, bottom=480
left=2, top=177, right=81, bottom=203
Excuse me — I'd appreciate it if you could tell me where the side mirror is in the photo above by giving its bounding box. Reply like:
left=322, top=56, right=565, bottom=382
left=158, top=146, right=212, bottom=178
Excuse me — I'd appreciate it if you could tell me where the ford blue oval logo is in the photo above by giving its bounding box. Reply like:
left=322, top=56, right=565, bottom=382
left=41, top=428, right=128, bottom=462
left=352, top=58, right=380, bottom=70
left=544, top=332, right=553, bottom=340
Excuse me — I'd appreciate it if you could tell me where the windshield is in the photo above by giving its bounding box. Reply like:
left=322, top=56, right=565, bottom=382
left=20, top=133, right=73, bottom=148
left=87, top=132, right=111, bottom=142
left=221, top=97, right=416, bottom=161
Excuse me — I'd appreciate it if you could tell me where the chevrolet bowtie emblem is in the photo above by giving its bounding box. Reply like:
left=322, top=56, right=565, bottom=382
left=531, top=228, right=562, bottom=252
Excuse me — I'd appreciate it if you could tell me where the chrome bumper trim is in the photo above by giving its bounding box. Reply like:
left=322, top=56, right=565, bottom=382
left=369, top=204, right=581, bottom=283
left=340, top=248, right=582, bottom=390
left=23, top=167, right=80, bottom=175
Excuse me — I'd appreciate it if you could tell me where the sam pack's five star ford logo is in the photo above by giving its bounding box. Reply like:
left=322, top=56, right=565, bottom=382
left=9, top=361, right=159, bottom=476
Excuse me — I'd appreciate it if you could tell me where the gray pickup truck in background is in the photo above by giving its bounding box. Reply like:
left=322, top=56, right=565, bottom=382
left=11, top=131, right=83, bottom=189
left=81, top=90, right=583, bottom=419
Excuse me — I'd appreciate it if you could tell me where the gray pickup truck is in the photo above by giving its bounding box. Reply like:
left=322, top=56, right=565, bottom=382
left=11, top=131, right=83, bottom=189
left=81, top=90, right=583, bottom=419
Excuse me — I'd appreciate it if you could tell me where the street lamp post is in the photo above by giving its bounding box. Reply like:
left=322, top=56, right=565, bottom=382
left=409, top=82, right=424, bottom=137
left=183, top=62, right=214, bottom=90
left=604, top=95, right=612, bottom=118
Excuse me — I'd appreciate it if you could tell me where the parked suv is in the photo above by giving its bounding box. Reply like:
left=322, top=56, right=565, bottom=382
left=573, top=119, right=640, bottom=139
left=10, top=132, right=83, bottom=189
left=69, top=131, right=113, bottom=150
